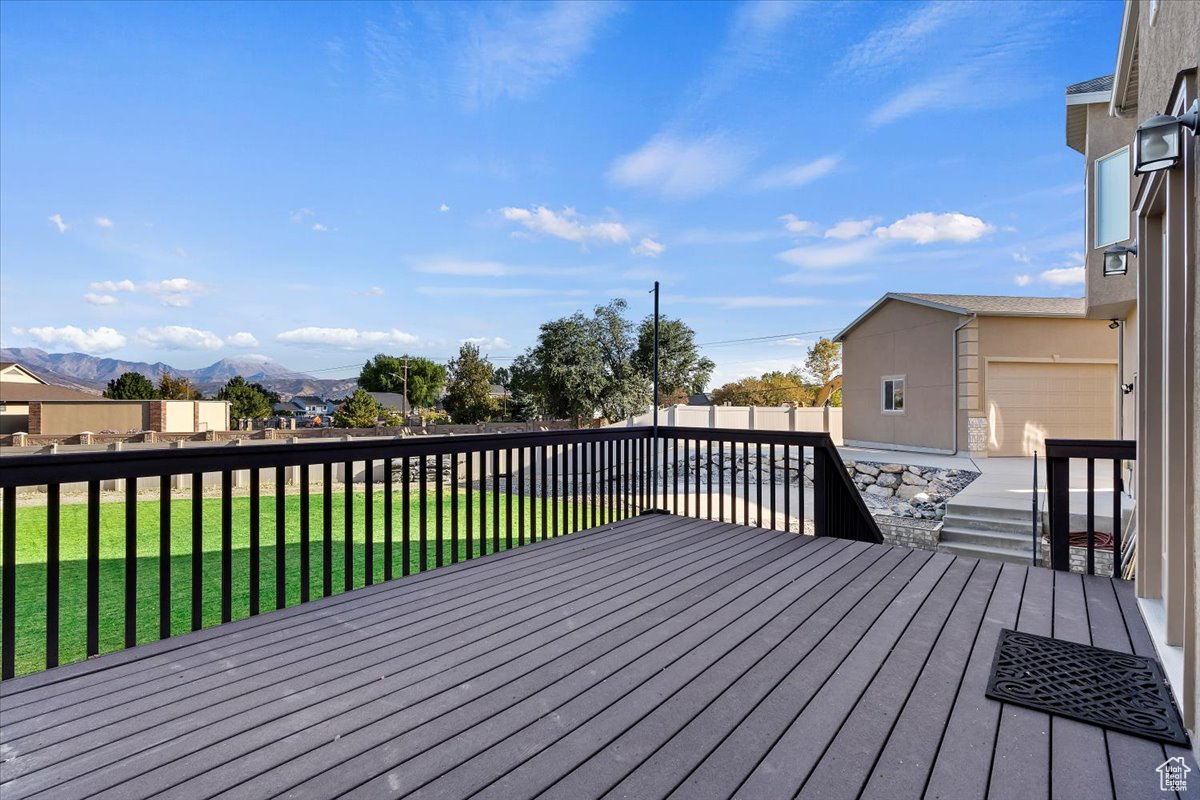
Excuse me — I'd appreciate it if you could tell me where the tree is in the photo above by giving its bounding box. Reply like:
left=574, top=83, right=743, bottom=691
left=803, top=337, right=841, bottom=387
left=104, top=371, right=156, bottom=399
left=491, top=366, right=511, bottom=388
left=591, top=299, right=652, bottom=422
left=633, top=316, right=715, bottom=401
left=333, top=388, right=391, bottom=428
left=357, top=354, right=446, bottom=409
left=506, top=353, right=547, bottom=422
left=158, top=372, right=202, bottom=400
left=443, top=342, right=497, bottom=424
left=217, top=376, right=273, bottom=420
left=711, top=370, right=815, bottom=407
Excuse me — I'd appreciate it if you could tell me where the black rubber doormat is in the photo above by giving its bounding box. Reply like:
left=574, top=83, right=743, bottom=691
left=986, top=628, right=1189, bottom=746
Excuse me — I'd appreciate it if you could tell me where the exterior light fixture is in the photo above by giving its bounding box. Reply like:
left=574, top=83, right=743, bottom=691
left=1134, top=99, right=1199, bottom=174
left=1108, top=319, right=1120, bottom=330
left=1103, top=241, right=1137, bottom=276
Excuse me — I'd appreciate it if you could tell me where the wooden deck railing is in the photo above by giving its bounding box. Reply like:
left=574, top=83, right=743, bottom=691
left=1045, top=438, right=1136, bottom=576
left=0, top=425, right=878, bottom=679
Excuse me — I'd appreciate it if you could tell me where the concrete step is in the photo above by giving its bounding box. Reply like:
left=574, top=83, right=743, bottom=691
left=943, top=502, right=1036, bottom=523
left=938, top=540, right=1034, bottom=565
left=940, top=525, right=1037, bottom=550
left=941, top=512, right=1033, bottom=535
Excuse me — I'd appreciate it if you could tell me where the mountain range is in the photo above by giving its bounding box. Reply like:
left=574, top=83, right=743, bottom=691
left=0, top=348, right=359, bottom=399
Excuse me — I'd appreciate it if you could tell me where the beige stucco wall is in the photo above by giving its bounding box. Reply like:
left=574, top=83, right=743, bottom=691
left=976, top=316, right=1120, bottom=405
left=38, top=402, right=149, bottom=435
left=841, top=300, right=960, bottom=452
left=163, top=401, right=194, bottom=432
left=1083, top=103, right=1138, bottom=319
left=196, top=401, right=230, bottom=432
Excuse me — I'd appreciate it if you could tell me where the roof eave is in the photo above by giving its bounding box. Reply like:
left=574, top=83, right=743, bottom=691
left=1110, top=0, right=1139, bottom=116
left=834, top=293, right=970, bottom=342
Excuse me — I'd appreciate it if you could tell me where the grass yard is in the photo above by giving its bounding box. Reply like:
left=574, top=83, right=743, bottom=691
left=1, top=489, right=602, bottom=677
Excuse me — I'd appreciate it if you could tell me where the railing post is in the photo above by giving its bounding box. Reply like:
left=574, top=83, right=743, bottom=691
left=1048, top=454, right=1070, bottom=571
left=813, top=446, right=828, bottom=537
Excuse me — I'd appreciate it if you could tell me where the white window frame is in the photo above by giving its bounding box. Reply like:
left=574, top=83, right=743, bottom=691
left=1094, top=146, right=1130, bottom=248
left=881, top=375, right=905, bottom=414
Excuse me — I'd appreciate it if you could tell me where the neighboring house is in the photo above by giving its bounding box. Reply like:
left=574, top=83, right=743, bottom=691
left=366, top=391, right=410, bottom=416
left=289, top=395, right=332, bottom=416
left=1073, top=0, right=1198, bottom=738
left=0, top=361, right=103, bottom=434
left=686, top=392, right=713, bottom=407
left=835, top=293, right=1118, bottom=457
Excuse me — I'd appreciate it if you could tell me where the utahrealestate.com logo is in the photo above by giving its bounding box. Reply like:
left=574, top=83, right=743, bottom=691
left=1158, top=756, right=1191, bottom=792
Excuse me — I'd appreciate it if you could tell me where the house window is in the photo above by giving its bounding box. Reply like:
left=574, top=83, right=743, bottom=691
left=882, top=376, right=905, bottom=413
left=1095, top=147, right=1130, bottom=247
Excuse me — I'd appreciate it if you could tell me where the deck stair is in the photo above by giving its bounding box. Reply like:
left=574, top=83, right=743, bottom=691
left=938, top=502, right=1036, bottom=565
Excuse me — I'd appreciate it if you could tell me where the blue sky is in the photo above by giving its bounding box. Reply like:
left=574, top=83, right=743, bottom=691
left=0, top=0, right=1123, bottom=385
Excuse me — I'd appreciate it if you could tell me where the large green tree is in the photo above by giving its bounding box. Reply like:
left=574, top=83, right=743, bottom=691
left=333, top=388, right=398, bottom=428
left=217, top=376, right=273, bottom=420
left=103, top=371, right=156, bottom=399
left=442, top=342, right=496, bottom=424
left=357, top=354, right=446, bottom=409
left=711, top=370, right=815, bottom=407
left=633, top=315, right=715, bottom=401
left=803, top=337, right=842, bottom=387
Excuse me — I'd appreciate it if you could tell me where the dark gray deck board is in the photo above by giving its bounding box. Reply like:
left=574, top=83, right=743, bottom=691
left=0, top=515, right=1186, bottom=800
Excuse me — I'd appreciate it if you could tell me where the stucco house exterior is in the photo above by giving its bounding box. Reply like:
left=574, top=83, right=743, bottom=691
left=1, top=361, right=105, bottom=434
left=835, top=293, right=1119, bottom=457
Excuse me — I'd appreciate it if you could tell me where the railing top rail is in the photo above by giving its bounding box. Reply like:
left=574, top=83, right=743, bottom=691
left=0, top=426, right=652, bottom=488
left=655, top=425, right=838, bottom=447
left=1044, top=439, right=1136, bottom=460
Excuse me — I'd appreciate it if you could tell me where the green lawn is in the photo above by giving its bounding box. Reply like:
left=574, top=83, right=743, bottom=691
left=1, top=489, right=604, bottom=677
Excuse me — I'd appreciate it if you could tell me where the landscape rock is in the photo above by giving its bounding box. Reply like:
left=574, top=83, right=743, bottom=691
left=865, top=484, right=894, bottom=497
left=875, top=472, right=901, bottom=489
left=880, top=463, right=904, bottom=474
left=855, top=463, right=881, bottom=477
left=900, top=471, right=929, bottom=486
left=896, top=485, right=930, bottom=502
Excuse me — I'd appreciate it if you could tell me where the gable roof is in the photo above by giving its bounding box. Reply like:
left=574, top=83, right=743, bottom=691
left=834, top=293, right=1088, bottom=341
left=0, top=362, right=49, bottom=384
left=291, top=395, right=326, bottom=406
left=0, top=382, right=104, bottom=402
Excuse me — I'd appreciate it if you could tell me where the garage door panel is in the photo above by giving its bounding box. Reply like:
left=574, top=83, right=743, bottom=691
left=987, top=362, right=1115, bottom=456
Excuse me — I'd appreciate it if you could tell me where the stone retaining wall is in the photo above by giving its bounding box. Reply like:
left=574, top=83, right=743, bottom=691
left=876, top=516, right=942, bottom=552
left=1038, top=540, right=1115, bottom=577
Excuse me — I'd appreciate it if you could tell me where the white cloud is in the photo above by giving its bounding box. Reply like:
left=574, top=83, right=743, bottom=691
left=771, top=337, right=814, bottom=348
left=1011, top=251, right=1032, bottom=264
left=137, top=325, right=225, bottom=350
left=439, top=203, right=450, bottom=212
left=48, top=214, right=68, bottom=234
left=608, top=134, right=749, bottom=199
left=824, top=218, right=877, bottom=240
left=752, top=155, right=841, bottom=190
left=311, top=223, right=328, bottom=232
left=366, top=286, right=385, bottom=296
left=226, top=331, right=260, bottom=347
left=777, top=238, right=883, bottom=270
left=275, top=326, right=420, bottom=349
left=778, top=214, right=818, bottom=235
left=631, top=237, right=665, bottom=258
left=1039, top=266, right=1085, bottom=285
left=462, top=336, right=512, bottom=350
left=94, top=216, right=114, bottom=229
left=873, top=212, right=993, bottom=244
left=1014, top=274, right=1032, bottom=287
left=839, top=2, right=963, bottom=74
left=500, top=206, right=630, bottom=245
left=290, top=208, right=315, bottom=223
left=83, top=293, right=117, bottom=306
left=90, top=279, right=137, bottom=292
left=176, top=247, right=189, bottom=259
left=22, top=325, right=126, bottom=353
left=143, top=277, right=207, bottom=307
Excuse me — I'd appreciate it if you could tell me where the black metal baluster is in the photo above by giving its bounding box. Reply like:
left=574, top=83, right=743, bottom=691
left=1112, top=459, right=1123, bottom=572
left=706, top=440, right=713, bottom=521
left=249, top=468, right=260, bottom=616
left=466, top=452, right=474, bottom=559
left=506, top=448, right=515, bottom=549
left=529, top=447, right=537, bottom=543
left=384, top=458, right=394, bottom=580
left=402, top=456, right=411, bottom=575
left=419, top=455, right=428, bottom=572
left=2, top=486, right=16, bottom=678
left=755, top=443, right=763, bottom=528
left=672, top=438, right=679, bottom=515
left=436, top=454, right=445, bottom=568
left=590, top=440, right=598, bottom=528
left=769, top=444, right=776, bottom=530
left=518, top=447, right=525, bottom=546
left=86, top=480, right=100, bottom=657
left=364, top=461, right=374, bottom=585
left=573, top=443, right=581, bottom=532
left=124, top=480, right=137, bottom=648
left=813, top=447, right=827, bottom=536
left=718, top=441, right=725, bottom=523
left=221, top=470, right=232, bottom=623
left=323, top=462, right=333, bottom=596
left=46, top=483, right=60, bottom=668
left=191, top=473, right=203, bottom=631
left=275, top=465, right=286, bottom=609
left=451, top=454, right=460, bottom=563
left=540, top=446, right=548, bottom=540
left=784, top=445, right=791, bottom=532
left=492, top=449, right=501, bottom=552
left=743, top=441, right=750, bottom=526
left=343, top=460, right=354, bottom=591
left=552, top=445, right=560, bottom=537
left=693, top=438, right=700, bottom=518
left=798, top=446, right=806, bottom=533
left=662, top=435, right=669, bottom=513
left=300, top=464, right=311, bottom=602
left=1086, top=458, right=1095, bottom=575
left=159, top=476, right=171, bottom=640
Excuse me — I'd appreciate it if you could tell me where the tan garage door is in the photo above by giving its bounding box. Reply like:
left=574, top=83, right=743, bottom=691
left=987, top=362, right=1116, bottom=457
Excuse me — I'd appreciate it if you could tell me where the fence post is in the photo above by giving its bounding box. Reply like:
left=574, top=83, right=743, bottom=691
left=789, top=406, right=798, bottom=432
left=748, top=406, right=756, bottom=432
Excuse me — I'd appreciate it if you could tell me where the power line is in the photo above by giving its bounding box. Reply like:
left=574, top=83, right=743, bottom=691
left=695, top=328, right=840, bottom=348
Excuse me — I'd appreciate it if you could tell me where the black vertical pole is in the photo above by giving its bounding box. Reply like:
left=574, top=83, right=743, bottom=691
left=651, top=280, right=659, bottom=511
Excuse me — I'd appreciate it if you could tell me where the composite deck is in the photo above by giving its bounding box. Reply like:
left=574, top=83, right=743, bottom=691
left=0, top=515, right=1188, bottom=800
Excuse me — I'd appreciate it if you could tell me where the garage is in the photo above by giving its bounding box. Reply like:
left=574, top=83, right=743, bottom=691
left=986, top=361, right=1116, bottom=456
